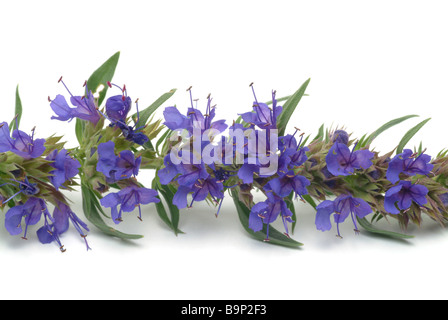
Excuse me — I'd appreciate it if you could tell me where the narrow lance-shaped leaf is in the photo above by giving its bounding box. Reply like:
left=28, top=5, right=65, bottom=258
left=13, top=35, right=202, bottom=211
left=362, top=114, right=419, bottom=148
left=133, top=88, right=177, bottom=129
left=357, top=216, right=414, bottom=239
left=151, top=177, right=183, bottom=235
left=158, top=184, right=183, bottom=235
left=396, top=118, right=431, bottom=154
left=9, top=85, right=23, bottom=132
left=75, top=118, right=84, bottom=144
left=277, top=78, right=311, bottom=136
left=86, top=51, right=120, bottom=107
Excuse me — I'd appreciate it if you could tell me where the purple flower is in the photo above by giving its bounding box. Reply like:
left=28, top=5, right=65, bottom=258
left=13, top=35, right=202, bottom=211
left=172, top=177, right=224, bottom=210
left=384, top=180, right=428, bottom=214
left=237, top=162, right=260, bottom=184
left=278, top=130, right=309, bottom=175
left=176, top=163, right=210, bottom=188
left=326, top=142, right=374, bottom=176
left=386, top=149, right=434, bottom=183
left=249, top=194, right=294, bottom=240
left=0, top=122, right=13, bottom=153
left=158, top=155, right=180, bottom=185
left=315, top=194, right=372, bottom=237
left=163, top=107, right=190, bottom=132
left=239, top=88, right=282, bottom=130
left=440, top=193, right=448, bottom=208
left=101, top=83, right=149, bottom=146
left=0, top=122, right=46, bottom=159
left=331, top=130, right=350, bottom=145
left=96, top=141, right=141, bottom=182
left=37, top=201, right=90, bottom=251
left=268, top=170, right=310, bottom=198
left=100, top=185, right=160, bottom=224
left=117, top=121, right=149, bottom=146
left=46, top=149, right=81, bottom=190
left=163, top=90, right=228, bottom=136
left=106, top=95, right=132, bottom=123
left=0, top=177, right=40, bottom=207
left=50, top=78, right=100, bottom=125
left=5, top=197, right=49, bottom=239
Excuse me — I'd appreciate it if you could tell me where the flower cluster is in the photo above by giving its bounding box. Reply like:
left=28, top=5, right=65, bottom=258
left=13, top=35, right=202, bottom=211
left=0, top=117, right=88, bottom=252
left=51, top=79, right=161, bottom=227
left=158, top=88, right=229, bottom=214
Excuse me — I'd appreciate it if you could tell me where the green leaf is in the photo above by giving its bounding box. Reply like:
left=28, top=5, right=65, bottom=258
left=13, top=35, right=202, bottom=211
left=312, top=123, right=325, bottom=142
left=75, top=119, right=85, bottom=144
left=396, top=118, right=431, bottom=154
left=86, top=51, right=120, bottom=107
left=286, top=193, right=297, bottom=234
left=362, top=114, right=419, bottom=148
left=133, top=89, right=177, bottom=129
left=81, top=184, right=143, bottom=240
left=277, top=78, right=310, bottom=136
left=357, top=217, right=414, bottom=239
left=9, top=85, right=23, bottom=132
left=231, top=189, right=303, bottom=248
left=302, top=194, right=317, bottom=210
left=156, top=128, right=172, bottom=155
left=265, top=95, right=291, bottom=105
left=157, top=184, right=184, bottom=235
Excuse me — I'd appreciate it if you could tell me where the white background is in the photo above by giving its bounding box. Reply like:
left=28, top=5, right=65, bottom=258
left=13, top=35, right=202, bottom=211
left=0, top=0, right=448, bottom=300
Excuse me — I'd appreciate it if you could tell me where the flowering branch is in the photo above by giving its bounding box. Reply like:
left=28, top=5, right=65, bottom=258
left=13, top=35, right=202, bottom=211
left=1, top=52, right=447, bottom=252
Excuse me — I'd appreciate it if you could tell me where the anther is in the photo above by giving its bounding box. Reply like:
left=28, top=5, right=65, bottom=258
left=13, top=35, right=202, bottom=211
left=107, top=81, right=112, bottom=88
left=83, top=80, right=87, bottom=87
left=48, top=96, right=52, bottom=102
left=249, top=82, right=254, bottom=87
left=187, top=86, right=192, bottom=92
left=58, top=76, right=63, bottom=83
